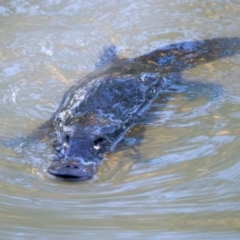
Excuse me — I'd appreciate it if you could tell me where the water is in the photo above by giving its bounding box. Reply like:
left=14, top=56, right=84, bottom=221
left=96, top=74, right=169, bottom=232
left=1, top=0, right=240, bottom=239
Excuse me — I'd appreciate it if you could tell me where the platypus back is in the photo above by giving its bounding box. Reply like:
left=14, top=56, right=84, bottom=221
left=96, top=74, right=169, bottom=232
left=133, top=37, right=240, bottom=73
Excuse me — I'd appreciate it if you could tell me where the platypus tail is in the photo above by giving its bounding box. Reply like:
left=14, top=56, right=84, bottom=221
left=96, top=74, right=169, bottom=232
left=137, top=37, right=240, bottom=73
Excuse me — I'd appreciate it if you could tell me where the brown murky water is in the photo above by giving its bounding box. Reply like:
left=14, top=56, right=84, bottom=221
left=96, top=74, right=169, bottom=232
left=1, top=1, right=240, bottom=239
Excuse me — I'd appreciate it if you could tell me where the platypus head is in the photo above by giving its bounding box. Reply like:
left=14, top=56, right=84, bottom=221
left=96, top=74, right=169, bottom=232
left=48, top=113, right=125, bottom=180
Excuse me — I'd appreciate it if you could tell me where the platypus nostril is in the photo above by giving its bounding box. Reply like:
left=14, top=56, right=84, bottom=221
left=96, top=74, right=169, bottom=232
left=48, top=159, right=97, bottom=180
left=65, top=164, right=79, bottom=169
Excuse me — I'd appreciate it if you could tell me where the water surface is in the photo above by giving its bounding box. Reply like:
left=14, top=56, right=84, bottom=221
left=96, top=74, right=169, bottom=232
left=1, top=0, right=240, bottom=239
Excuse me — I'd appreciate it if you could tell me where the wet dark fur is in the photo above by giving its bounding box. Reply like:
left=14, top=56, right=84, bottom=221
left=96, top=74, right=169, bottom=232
left=46, top=37, right=240, bottom=180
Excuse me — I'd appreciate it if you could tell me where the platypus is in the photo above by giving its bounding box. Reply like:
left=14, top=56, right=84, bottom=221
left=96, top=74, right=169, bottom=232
left=47, top=37, right=240, bottom=180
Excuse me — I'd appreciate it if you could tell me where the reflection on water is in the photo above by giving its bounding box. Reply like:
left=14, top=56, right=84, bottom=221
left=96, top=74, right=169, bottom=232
left=1, top=0, right=240, bottom=239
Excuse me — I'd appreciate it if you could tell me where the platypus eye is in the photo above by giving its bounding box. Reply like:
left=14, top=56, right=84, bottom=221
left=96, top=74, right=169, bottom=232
left=93, top=137, right=104, bottom=150
left=65, top=134, right=70, bottom=144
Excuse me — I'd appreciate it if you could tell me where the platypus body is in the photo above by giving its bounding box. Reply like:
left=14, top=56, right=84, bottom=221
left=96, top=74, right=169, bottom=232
left=47, top=37, right=240, bottom=180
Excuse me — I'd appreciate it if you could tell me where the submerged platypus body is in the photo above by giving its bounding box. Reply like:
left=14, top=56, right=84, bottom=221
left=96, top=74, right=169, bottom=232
left=47, top=37, right=240, bottom=180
